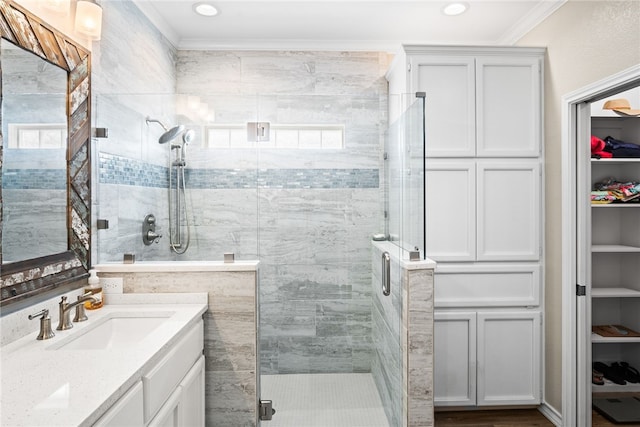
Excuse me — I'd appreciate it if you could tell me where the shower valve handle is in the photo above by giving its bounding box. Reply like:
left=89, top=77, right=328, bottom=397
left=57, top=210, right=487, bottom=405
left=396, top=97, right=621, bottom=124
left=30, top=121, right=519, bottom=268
left=146, top=230, right=162, bottom=243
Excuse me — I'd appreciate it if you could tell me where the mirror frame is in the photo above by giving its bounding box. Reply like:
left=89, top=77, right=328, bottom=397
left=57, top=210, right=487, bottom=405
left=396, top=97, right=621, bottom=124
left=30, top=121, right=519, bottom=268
left=0, top=0, right=91, bottom=306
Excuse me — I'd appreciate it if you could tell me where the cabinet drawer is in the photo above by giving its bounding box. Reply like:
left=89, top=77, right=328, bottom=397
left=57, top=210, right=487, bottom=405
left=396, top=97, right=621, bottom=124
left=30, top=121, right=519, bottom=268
left=143, top=320, right=204, bottom=423
left=435, top=265, right=540, bottom=307
left=94, top=381, right=144, bottom=427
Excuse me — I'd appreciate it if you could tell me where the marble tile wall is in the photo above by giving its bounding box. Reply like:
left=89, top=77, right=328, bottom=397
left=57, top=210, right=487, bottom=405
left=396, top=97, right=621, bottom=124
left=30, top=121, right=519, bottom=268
left=371, top=242, right=434, bottom=427
left=402, top=265, right=434, bottom=427
left=93, top=0, right=393, bottom=397
left=101, top=269, right=259, bottom=427
left=371, top=243, right=403, bottom=426
left=176, top=50, right=390, bottom=374
left=91, top=0, right=178, bottom=264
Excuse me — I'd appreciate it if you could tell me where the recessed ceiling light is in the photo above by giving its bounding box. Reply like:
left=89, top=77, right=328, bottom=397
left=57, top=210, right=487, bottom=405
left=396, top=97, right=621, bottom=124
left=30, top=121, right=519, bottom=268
left=193, top=2, right=218, bottom=17
left=443, top=2, right=469, bottom=16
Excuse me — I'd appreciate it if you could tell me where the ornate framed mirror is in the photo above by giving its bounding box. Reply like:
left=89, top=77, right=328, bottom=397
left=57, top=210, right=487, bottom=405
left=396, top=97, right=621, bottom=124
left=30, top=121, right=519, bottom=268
left=0, top=0, right=91, bottom=306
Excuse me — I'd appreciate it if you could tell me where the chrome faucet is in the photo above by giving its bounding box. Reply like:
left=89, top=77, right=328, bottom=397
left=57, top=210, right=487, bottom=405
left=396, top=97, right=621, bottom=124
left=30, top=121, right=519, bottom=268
left=57, top=294, right=98, bottom=331
left=28, top=309, right=55, bottom=340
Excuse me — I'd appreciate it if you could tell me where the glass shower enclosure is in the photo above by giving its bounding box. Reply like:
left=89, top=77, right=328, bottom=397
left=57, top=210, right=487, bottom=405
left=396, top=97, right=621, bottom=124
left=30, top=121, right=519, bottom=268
left=93, top=90, right=425, bottom=427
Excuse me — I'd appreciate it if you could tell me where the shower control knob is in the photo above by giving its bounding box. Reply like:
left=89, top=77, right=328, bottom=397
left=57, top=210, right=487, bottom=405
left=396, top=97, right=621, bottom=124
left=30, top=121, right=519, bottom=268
left=146, top=230, right=162, bottom=242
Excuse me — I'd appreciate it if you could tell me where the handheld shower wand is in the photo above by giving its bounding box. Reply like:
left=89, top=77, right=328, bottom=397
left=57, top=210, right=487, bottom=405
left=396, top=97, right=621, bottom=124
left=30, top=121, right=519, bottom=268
left=145, top=116, right=192, bottom=254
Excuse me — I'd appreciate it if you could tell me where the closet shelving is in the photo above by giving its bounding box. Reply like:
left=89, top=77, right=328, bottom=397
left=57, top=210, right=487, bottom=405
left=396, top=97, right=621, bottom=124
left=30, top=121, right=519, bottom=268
left=589, top=107, right=640, bottom=394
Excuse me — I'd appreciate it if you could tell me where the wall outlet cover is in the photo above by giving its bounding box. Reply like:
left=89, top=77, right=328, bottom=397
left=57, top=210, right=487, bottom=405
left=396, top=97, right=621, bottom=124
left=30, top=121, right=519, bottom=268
left=101, top=277, right=123, bottom=294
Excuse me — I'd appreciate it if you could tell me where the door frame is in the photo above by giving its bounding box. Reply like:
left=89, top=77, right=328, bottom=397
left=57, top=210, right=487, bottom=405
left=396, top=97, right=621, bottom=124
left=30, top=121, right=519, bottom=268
left=561, top=64, right=640, bottom=426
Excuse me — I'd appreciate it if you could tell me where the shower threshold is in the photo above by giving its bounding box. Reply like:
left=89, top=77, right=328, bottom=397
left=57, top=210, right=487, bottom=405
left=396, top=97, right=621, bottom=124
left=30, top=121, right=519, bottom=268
left=260, top=373, right=390, bottom=427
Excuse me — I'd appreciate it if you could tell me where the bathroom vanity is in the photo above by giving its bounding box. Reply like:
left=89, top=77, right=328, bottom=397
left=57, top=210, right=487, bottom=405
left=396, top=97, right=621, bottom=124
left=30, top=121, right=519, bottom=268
left=0, top=293, right=207, bottom=426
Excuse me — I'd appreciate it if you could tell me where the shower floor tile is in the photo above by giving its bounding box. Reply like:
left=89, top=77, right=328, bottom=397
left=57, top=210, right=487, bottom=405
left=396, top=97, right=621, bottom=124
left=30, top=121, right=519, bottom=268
left=260, top=373, right=390, bottom=427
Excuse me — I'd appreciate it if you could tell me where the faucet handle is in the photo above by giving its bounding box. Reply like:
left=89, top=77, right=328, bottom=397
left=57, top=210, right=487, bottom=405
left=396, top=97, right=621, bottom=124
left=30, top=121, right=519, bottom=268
left=28, top=309, right=55, bottom=340
left=73, top=295, right=89, bottom=322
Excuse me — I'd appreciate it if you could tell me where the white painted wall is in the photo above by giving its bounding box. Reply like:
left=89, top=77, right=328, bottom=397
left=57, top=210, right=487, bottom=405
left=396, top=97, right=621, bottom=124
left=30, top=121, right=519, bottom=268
left=517, top=0, right=640, bottom=415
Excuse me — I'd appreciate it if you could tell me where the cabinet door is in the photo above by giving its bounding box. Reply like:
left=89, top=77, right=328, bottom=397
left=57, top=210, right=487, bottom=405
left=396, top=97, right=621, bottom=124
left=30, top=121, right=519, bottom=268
left=476, top=56, right=541, bottom=157
left=93, top=381, right=144, bottom=427
left=411, top=55, right=476, bottom=157
left=434, top=312, right=477, bottom=406
left=425, top=161, right=476, bottom=261
left=477, top=311, right=541, bottom=406
left=477, top=161, right=541, bottom=261
left=148, top=387, right=181, bottom=427
left=179, top=355, right=205, bottom=427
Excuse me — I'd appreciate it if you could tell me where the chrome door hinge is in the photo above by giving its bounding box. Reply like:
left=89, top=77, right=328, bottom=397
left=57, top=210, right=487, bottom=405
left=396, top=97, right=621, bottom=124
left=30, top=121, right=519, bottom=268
left=259, top=399, right=276, bottom=421
left=576, top=284, right=586, bottom=296
left=93, top=128, right=108, bottom=138
left=407, top=62, right=411, bottom=72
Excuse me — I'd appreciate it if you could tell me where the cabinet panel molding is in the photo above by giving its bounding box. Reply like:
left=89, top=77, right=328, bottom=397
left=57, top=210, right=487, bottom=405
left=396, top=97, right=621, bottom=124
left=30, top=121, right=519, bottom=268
left=476, top=56, right=541, bottom=157
left=434, top=312, right=477, bottom=406
left=411, top=55, right=476, bottom=157
left=477, top=161, right=541, bottom=261
left=425, top=161, right=476, bottom=261
left=434, top=264, right=541, bottom=307
left=476, top=311, right=541, bottom=406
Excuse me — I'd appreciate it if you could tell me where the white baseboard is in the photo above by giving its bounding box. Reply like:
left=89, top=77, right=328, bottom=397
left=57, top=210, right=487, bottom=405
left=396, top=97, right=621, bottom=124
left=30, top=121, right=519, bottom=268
left=539, top=402, right=562, bottom=426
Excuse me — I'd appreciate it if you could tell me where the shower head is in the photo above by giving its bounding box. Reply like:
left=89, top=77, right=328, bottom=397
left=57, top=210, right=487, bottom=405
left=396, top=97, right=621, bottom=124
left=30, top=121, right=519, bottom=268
left=146, top=117, right=185, bottom=144
left=159, top=125, right=186, bottom=144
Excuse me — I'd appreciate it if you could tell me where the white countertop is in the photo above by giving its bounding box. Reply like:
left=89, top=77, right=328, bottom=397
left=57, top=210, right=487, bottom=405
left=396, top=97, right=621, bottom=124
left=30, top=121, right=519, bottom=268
left=95, top=260, right=259, bottom=273
left=0, top=293, right=207, bottom=427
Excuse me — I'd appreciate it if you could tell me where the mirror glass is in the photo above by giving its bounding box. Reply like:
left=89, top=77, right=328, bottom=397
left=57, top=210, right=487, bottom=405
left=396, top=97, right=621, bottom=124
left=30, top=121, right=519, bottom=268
left=1, top=39, right=68, bottom=263
left=1, top=1, right=91, bottom=307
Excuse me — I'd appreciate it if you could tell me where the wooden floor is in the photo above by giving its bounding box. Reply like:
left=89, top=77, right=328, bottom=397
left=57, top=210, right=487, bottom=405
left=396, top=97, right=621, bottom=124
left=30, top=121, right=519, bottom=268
left=434, top=409, right=554, bottom=427
left=434, top=408, right=640, bottom=427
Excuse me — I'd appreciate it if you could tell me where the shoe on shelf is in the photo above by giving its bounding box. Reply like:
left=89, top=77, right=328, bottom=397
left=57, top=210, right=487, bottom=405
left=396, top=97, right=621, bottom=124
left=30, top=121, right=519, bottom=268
left=593, top=361, right=627, bottom=385
left=592, top=369, right=605, bottom=385
left=618, top=362, right=640, bottom=383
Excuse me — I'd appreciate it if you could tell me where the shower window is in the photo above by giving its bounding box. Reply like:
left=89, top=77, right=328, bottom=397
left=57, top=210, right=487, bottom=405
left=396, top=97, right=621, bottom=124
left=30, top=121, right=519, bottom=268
left=203, top=124, right=344, bottom=149
left=7, top=123, right=66, bottom=149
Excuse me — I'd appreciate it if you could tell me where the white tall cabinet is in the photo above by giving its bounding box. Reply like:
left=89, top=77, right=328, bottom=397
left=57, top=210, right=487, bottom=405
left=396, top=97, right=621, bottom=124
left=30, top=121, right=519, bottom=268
left=387, top=46, right=545, bottom=407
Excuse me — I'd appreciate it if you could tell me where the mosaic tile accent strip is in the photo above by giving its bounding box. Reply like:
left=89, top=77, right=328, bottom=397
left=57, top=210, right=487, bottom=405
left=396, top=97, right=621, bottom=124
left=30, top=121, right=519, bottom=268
left=191, top=168, right=379, bottom=189
left=2, top=169, right=66, bottom=189
left=99, top=153, right=379, bottom=189
left=99, top=153, right=168, bottom=188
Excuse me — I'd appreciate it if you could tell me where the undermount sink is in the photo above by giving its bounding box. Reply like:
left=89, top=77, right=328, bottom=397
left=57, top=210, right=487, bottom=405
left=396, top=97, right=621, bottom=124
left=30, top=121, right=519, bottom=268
left=51, top=312, right=174, bottom=350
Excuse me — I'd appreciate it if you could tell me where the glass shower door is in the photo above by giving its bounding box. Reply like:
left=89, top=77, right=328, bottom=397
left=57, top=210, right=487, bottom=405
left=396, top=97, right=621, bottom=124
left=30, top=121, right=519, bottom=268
left=256, top=92, right=399, bottom=427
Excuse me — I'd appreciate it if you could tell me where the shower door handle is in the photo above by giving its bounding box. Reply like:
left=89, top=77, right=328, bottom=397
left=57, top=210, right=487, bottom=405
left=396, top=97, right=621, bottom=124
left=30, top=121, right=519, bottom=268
left=382, top=251, right=391, bottom=296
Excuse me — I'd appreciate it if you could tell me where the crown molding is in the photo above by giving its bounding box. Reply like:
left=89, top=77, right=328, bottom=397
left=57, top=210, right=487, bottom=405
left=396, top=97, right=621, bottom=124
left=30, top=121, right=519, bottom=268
left=499, top=0, right=567, bottom=45
left=132, top=0, right=180, bottom=48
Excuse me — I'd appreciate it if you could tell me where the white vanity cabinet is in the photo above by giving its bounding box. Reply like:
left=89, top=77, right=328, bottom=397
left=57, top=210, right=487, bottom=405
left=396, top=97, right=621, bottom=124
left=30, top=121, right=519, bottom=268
left=94, top=320, right=205, bottom=427
left=387, top=45, right=544, bottom=409
left=178, top=355, right=206, bottom=427
left=148, top=356, right=206, bottom=427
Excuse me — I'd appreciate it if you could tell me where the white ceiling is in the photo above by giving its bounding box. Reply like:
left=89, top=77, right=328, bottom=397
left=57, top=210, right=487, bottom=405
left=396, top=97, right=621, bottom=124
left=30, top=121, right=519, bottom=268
left=133, top=0, right=566, bottom=51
